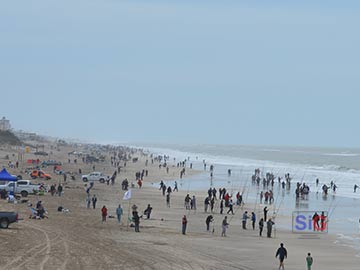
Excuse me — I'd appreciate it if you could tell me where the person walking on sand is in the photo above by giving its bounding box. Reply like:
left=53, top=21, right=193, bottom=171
left=182, top=215, right=187, bottom=235
left=101, top=206, right=107, bottom=223
left=227, top=200, right=234, bottom=215
left=116, top=204, right=123, bottom=224
left=92, top=195, right=97, bottom=209
left=275, top=243, right=287, bottom=270
left=221, top=216, right=229, bottom=237
left=306, top=253, right=313, bottom=270
left=220, top=199, right=224, bottom=214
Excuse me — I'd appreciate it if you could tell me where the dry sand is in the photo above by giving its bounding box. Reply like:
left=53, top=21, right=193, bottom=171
left=0, top=142, right=359, bottom=270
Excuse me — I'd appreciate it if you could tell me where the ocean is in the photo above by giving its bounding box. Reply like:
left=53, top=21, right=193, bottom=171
left=131, top=143, right=360, bottom=251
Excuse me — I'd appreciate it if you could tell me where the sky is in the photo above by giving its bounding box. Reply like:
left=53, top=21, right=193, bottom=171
left=1, top=0, right=360, bottom=147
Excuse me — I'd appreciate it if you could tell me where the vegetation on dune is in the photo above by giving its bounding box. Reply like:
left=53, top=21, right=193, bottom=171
left=0, top=130, right=22, bottom=145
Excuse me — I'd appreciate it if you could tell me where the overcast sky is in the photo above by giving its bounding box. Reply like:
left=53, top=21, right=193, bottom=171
left=1, top=1, right=359, bottom=147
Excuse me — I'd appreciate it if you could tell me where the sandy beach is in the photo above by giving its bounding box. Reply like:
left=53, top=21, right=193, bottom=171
left=0, top=140, right=359, bottom=270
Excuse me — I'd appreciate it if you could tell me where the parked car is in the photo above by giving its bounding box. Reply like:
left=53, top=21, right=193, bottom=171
left=82, top=172, right=109, bottom=183
left=34, top=151, right=49, bottom=156
left=0, top=180, right=41, bottom=197
left=41, top=160, right=62, bottom=166
left=30, top=170, right=52, bottom=180
left=0, top=212, right=18, bottom=229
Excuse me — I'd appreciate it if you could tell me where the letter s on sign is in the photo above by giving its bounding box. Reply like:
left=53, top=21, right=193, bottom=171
left=295, top=215, right=306, bottom=231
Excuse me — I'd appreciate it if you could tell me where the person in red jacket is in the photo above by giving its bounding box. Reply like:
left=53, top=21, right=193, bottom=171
left=101, top=206, right=107, bottom=223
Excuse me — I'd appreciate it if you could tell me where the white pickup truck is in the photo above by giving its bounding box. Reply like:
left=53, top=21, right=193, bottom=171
left=82, top=172, right=109, bottom=183
left=0, top=180, right=41, bottom=197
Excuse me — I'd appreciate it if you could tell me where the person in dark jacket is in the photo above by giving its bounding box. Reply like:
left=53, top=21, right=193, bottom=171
left=275, top=243, right=287, bottom=270
left=205, top=215, right=214, bottom=232
left=182, top=215, right=187, bottom=235
left=133, top=211, right=140, bottom=232
left=144, top=204, right=152, bottom=219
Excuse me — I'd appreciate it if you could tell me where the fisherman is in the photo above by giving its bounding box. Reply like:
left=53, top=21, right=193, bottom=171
left=205, top=215, right=214, bottom=232
left=354, top=184, right=359, bottom=193
left=174, top=181, right=178, bottom=192
left=275, top=243, right=287, bottom=270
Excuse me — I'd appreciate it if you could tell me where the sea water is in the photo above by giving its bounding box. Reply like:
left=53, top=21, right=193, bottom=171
left=131, top=143, right=360, bottom=251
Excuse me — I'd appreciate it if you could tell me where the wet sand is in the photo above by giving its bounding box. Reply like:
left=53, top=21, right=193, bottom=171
left=0, top=141, right=359, bottom=270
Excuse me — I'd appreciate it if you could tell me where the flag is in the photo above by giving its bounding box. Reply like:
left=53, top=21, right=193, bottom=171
left=123, top=189, right=132, bottom=200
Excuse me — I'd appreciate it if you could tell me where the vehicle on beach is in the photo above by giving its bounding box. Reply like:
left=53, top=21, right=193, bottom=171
left=30, top=170, right=52, bottom=180
left=34, top=151, right=49, bottom=156
left=41, top=160, right=62, bottom=166
left=82, top=172, right=109, bottom=183
left=0, top=180, right=41, bottom=197
left=0, top=212, right=18, bottom=229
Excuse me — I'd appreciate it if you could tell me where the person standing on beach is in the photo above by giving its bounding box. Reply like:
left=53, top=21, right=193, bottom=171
left=221, top=216, right=229, bottom=237
left=192, top=195, right=197, bottom=210
left=275, top=243, right=287, bottom=270
left=144, top=204, right=152, bottom=219
left=204, top=197, right=210, bottom=213
left=242, top=211, right=250, bottom=229
left=251, top=212, right=256, bottom=230
left=267, top=218, right=275, bottom=238
left=86, top=194, right=91, bottom=209
left=220, top=199, right=224, bottom=214
left=205, top=215, right=214, bottom=232
left=101, top=206, right=107, bottom=223
left=116, top=204, right=123, bottom=224
left=182, top=215, right=187, bottom=235
left=264, top=206, right=269, bottom=221
left=92, top=195, right=97, bottom=209
left=184, top=194, right=191, bottom=210
left=306, top=253, right=313, bottom=270
left=133, top=211, right=140, bottom=232
left=166, top=193, right=170, bottom=208
left=259, top=218, right=264, bottom=236
left=57, top=184, right=63, bottom=197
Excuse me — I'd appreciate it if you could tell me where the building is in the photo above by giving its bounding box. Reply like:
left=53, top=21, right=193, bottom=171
left=0, top=117, right=11, bottom=131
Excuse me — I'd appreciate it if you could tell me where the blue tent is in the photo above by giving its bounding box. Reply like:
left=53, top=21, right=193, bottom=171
left=0, top=168, right=17, bottom=182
